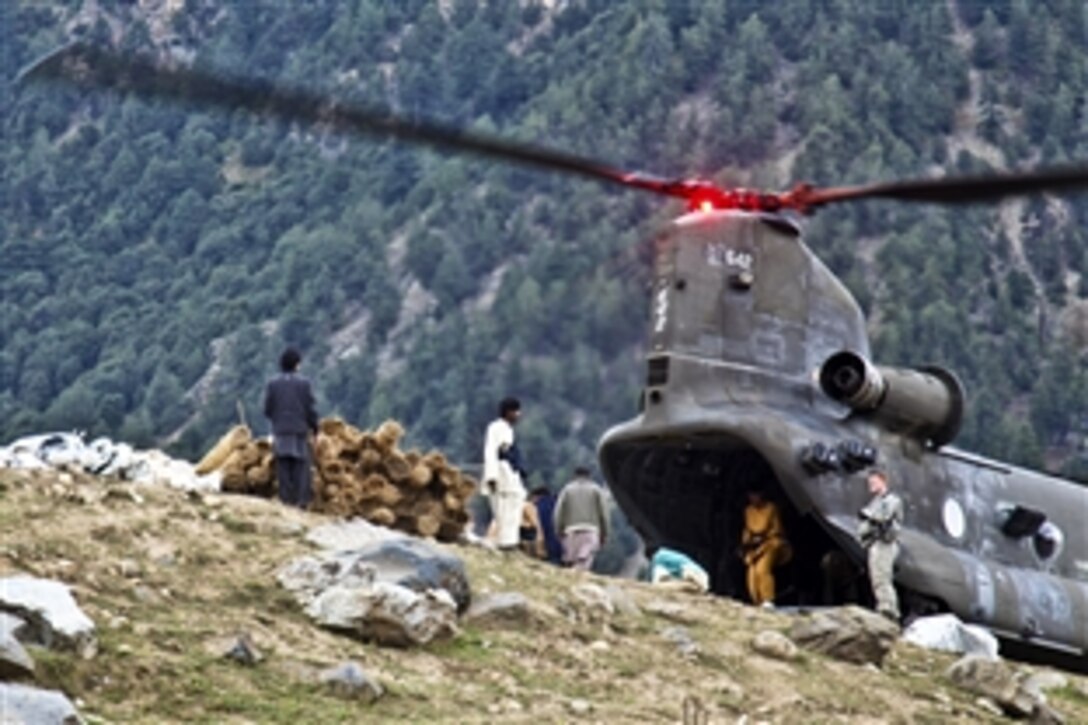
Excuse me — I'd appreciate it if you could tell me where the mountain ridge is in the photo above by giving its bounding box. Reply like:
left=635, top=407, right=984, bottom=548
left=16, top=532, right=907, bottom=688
left=3, top=0, right=1088, bottom=484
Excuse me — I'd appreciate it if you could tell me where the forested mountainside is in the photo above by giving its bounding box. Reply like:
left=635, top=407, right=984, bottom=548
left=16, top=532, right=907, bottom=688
left=3, top=0, right=1088, bottom=482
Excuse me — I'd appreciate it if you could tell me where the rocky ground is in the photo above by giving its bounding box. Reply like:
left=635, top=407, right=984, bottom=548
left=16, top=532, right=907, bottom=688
left=2, top=466, right=1087, bottom=724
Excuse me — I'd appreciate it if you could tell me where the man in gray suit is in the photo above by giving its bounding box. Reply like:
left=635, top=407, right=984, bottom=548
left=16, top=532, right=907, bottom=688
left=263, top=346, right=319, bottom=508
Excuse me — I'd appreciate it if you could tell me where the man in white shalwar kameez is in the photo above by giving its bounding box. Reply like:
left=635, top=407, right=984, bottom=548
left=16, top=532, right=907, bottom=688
left=483, top=397, right=527, bottom=549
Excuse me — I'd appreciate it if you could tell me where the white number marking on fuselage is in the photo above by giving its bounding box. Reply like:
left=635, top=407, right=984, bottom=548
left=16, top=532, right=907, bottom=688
left=707, top=244, right=753, bottom=271
left=653, top=285, right=669, bottom=333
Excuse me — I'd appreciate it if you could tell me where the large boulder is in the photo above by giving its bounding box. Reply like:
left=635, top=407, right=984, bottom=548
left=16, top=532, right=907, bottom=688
left=1023, top=671, right=1069, bottom=704
left=348, top=539, right=471, bottom=614
left=283, top=539, right=470, bottom=613
left=788, top=606, right=899, bottom=666
left=567, top=583, right=615, bottom=623
left=0, top=576, right=96, bottom=658
left=945, top=655, right=1040, bottom=719
left=307, top=583, right=457, bottom=648
left=0, top=682, right=83, bottom=724
left=278, top=539, right=469, bottom=647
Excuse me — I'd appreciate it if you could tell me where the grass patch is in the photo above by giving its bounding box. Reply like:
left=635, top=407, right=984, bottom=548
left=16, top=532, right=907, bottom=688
left=88, top=524, right=126, bottom=544
left=1053, top=684, right=1088, bottom=706
left=696, top=650, right=738, bottom=673
left=35, top=627, right=374, bottom=724
left=219, top=514, right=258, bottom=535
left=910, top=713, right=959, bottom=725
left=0, top=500, right=17, bottom=530
left=430, top=628, right=496, bottom=665
left=219, top=580, right=284, bottom=608
left=28, top=647, right=86, bottom=694
left=187, top=549, right=219, bottom=568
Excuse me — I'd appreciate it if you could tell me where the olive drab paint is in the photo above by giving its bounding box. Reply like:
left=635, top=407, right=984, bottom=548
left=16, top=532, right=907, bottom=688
left=599, top=209, right=1088, bottom=671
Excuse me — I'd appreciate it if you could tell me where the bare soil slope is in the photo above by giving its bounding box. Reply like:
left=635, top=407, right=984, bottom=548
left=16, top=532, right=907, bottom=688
left=2, top=468, right=1086, bottom=724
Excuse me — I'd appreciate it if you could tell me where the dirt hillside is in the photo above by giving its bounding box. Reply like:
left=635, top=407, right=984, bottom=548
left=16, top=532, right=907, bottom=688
left=2, top=467, right=1087, bottom=724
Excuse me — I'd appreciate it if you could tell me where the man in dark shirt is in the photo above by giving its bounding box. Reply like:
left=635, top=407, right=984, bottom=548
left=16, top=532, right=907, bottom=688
left=263, top=346, right=319, bottom=508
left=530, top=486, right=562, bottom=565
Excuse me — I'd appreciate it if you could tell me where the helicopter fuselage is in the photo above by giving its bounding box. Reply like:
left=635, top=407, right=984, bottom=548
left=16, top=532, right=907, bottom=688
left=598, top=210, right=1088, bottom=669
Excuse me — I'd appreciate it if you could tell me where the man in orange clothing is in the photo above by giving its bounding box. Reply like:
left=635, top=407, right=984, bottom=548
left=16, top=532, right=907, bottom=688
left=740, top=488, right=792, bottom=607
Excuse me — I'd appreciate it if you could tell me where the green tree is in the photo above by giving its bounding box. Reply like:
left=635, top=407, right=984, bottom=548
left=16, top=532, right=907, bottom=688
left=972, top=10, right=1004, bottom=70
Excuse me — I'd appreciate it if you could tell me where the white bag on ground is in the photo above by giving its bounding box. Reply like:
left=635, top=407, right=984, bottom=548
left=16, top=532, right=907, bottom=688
left=902, top=613, right=999, bottom=660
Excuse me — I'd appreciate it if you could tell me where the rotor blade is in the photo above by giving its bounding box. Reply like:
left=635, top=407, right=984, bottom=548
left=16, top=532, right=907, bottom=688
left=18, top=42, right=650, bottom=192
left=799, top=165, right=1088, bottom=208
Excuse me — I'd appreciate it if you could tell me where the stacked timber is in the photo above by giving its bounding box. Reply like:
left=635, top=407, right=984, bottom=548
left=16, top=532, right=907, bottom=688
left=195, top=424, right=275, bottom=497
left=195, top=418, right=476, bottom=542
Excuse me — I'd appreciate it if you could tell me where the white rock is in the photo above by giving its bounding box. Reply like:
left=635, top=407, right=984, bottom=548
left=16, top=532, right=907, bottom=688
left=1022, top=670, right=1069, bottom=703
left=318, top=660, right=384, bottom=702
left=644, top=599, right=697, bottom=625
left=307, top=582, right=458, bottom=647
left=570, top=583, right=614, bottom=618
left=604, top=584, right=641, bottom=617
left=306, top=519, right=407, bottom=551
left=117, top=560, right=141, bottom=578
left=903, top=613, right=999, bottom=660
left=0, top=682, right=83, bottom=724
left=0, top=575, right=96, bottom=657
left=661, top=626, right=700, bottom=657
left=750, top=630, right=799, bottom=661
left=975, top=697, right=1004, bottom=717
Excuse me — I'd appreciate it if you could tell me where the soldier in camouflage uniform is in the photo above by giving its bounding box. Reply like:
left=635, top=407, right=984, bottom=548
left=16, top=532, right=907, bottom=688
left=858, top=468, right=904, bottom=622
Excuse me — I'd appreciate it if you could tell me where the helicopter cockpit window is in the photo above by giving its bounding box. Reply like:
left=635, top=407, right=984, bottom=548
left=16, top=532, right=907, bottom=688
left=1032, top=521, right=1063, bottom=563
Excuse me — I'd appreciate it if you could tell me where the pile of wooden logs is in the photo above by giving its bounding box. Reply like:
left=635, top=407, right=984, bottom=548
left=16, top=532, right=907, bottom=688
left=195, top=424, right=274, bottom=497
left=195, top=418, right=476, bottom=542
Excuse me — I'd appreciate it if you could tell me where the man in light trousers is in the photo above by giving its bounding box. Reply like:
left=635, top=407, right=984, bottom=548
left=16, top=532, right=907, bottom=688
left=554, top=467, right=611, bottom=570
left=482, top=397, right=527, bottom=549
left=858, top=468, right=904, bottom=622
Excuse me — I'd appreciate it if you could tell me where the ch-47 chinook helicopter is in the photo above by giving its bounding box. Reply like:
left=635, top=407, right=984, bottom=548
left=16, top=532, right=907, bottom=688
left=20, top=43, right=1088, bottom=670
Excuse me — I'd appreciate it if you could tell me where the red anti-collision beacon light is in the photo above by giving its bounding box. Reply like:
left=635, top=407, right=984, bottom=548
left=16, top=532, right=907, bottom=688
left=684, top=186, right=787, bottom=213
left=619, top=174, right=812, bottom=214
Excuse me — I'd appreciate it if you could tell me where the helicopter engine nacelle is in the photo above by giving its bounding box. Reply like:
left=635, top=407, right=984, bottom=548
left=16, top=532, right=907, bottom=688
left=819, top=351, right=966, bottom=447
